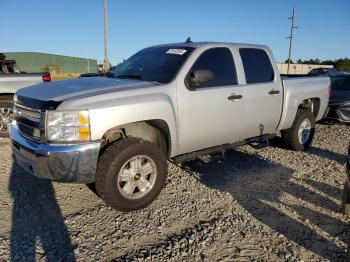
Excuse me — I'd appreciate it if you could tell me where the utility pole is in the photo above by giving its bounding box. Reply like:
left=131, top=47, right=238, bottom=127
left=287, top=7, right=297, bottom=74
left=103, top=0, right=110, bottom=71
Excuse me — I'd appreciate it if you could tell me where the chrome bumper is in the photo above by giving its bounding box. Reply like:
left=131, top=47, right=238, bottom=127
left=10, top=123, right=100, bottom=183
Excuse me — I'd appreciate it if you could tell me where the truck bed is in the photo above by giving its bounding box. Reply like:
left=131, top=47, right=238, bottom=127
left=278, top=75, right=330, bottom=130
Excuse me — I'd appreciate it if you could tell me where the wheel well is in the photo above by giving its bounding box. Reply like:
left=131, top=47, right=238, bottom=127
left=298, top=98, right=320, bottom=118
left=101, top=120, right=171, bottom=158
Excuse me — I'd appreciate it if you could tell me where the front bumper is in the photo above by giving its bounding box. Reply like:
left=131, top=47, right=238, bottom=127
left=10, top=122, right=100, bottom=183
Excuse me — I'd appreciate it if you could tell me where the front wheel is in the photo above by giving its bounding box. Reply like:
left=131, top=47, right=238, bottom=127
left=281, top=110, right=315, bottom=151
left=95, top=137, right=168, bottom=212
left=0, top=95, right=15, bottom=138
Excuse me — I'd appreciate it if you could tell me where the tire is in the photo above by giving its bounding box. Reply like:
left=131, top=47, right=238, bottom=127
left=281, top=109, right=315, bottom=151
left=0, top=95, right=14, bottom=138
left=342, top=181, right=350, bottom=216
left=95, top=137, right=168, bottom=212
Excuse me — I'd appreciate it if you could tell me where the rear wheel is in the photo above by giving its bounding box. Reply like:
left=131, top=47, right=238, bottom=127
left=95, top=137, right=168, bottom=212
left=281, top=109, right=315, bottom=151
left=0, top=95, right=15, bottom=138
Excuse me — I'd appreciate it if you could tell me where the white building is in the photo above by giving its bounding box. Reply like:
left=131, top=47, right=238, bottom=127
left=276, top=63, right=333, bottom=75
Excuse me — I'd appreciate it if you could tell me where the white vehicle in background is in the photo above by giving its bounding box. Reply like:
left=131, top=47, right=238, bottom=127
left=10, top=41, right=330, bottom=211
left=0, top=54, right=51, bottom=136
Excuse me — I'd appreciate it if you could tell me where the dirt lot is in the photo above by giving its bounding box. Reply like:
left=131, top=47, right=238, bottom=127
left=0, top=123, right=349, bottom=261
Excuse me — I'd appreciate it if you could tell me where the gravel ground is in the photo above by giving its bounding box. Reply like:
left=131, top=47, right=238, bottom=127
left=0, top=123, right=349, bottom=261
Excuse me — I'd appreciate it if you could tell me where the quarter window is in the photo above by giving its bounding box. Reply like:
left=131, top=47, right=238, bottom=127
left=240, top=48, right=274, bottom=84
left=189, top=48, right=238, bottom=88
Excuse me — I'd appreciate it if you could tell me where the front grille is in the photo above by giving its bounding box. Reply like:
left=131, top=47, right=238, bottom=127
left=14, top=104, right=41, bottom=122
left=14, top=103, right=42, bottom=140
left=17, top=121, right=40, bottom=138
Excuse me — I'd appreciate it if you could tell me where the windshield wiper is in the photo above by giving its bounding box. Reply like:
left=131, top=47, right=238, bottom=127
left=116, top=74, right=144, bottom=80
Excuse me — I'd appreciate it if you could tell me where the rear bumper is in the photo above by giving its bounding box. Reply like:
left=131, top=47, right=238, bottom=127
left=10, top=122, right=100, bottom=183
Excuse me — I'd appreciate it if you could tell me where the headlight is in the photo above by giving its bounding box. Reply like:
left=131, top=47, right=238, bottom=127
left=46, top=110, right=90, bottom=142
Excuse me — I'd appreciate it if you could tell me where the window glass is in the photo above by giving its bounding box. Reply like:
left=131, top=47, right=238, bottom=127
left=189, top=48, right=237, bottom=88
left=110, top=46, right=194, bottom=83
left=239, top=48, right=274, bottom=84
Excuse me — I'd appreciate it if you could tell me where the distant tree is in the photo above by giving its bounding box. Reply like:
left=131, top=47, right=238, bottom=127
left=284, top=59, right=293, bottom=64
left=335, top=58, right=350, bottom=72
left=292, top=58, right=348, bottom=70
left=321, top=60, right=334, bottom=66
left=298, top=59, right=321, bottom=65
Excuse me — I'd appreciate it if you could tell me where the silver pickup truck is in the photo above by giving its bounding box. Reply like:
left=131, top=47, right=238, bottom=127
left=0, top=73, right=51, bottom=136
left=10, top=42, right=330, bottom=211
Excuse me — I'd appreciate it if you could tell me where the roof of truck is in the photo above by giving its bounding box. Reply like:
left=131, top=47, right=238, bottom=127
left=153, top=41, right=268, bottom=49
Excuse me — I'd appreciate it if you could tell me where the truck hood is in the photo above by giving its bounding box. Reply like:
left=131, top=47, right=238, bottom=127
left=16, top=77, right=159, bottom=109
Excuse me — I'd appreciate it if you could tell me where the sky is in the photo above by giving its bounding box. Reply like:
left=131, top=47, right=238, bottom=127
left=1, top=0, right=349, bottom=65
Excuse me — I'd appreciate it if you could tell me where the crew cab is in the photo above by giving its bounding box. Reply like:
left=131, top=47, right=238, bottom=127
left=10, top=42, right=330, bottom=211
left=0, top=54, right=51, bottom=136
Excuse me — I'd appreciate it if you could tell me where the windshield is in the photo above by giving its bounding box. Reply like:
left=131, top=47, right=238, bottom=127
left=109, top=46, right=194, bottom=83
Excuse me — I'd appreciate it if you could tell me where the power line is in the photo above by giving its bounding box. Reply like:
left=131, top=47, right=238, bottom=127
left=287, top=7, right=297, bottom=74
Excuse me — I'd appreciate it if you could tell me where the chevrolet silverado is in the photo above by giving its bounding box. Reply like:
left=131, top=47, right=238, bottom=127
left=10, top=42, right=330, bottom=211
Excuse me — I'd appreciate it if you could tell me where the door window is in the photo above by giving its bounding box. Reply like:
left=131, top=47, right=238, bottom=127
left=240, top=48, right=275, bottom=84
left=188, top=48, right=238, bottom=88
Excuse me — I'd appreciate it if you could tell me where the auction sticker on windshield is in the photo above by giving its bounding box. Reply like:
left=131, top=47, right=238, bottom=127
left=166, top=49, right=187, bottom=55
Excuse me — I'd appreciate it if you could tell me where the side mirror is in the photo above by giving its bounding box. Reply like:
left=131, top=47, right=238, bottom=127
left=188, top=69, right=214, bottom=88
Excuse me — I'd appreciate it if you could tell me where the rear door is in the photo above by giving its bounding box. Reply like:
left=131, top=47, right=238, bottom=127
left=239, top=48, right=283, bottom=138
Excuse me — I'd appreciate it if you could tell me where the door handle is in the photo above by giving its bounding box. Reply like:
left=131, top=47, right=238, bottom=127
left=228, top=94, right=243, bottom=100
left=268, top=89, right=280, bottom=95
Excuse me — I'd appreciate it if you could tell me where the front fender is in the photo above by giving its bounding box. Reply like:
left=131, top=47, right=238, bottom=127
left=62, top=93, right=178, bottom=156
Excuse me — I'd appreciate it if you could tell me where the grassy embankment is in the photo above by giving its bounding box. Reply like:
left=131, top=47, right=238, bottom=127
left=51, top=72, right=80, bottom=81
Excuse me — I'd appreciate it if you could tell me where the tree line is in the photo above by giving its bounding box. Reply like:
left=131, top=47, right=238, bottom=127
left=284, top=58, right=350, bottom=72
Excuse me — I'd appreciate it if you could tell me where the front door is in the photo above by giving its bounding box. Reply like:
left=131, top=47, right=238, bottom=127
left=177, top=47, right=246, bottom=155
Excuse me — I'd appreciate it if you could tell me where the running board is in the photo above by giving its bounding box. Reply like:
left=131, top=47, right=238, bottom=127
left=172, top=134, right=276, bottom=164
